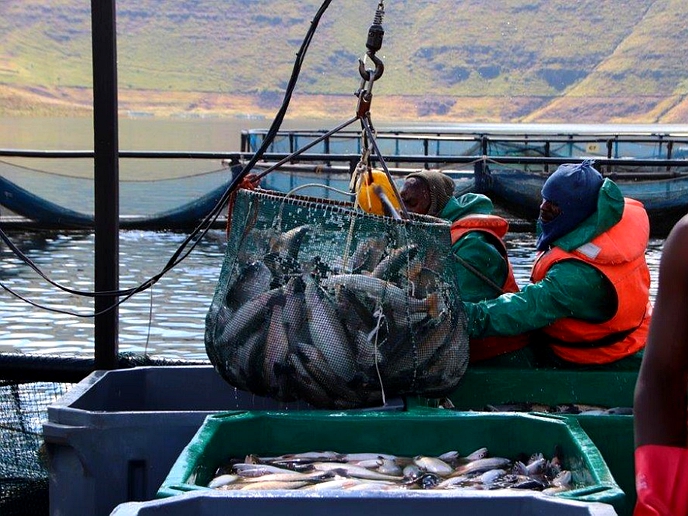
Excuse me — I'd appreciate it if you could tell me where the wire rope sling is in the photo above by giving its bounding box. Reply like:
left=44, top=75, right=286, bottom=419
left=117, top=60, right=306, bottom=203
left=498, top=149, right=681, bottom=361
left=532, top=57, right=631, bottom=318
left=205, top=2, right=469, bottom=409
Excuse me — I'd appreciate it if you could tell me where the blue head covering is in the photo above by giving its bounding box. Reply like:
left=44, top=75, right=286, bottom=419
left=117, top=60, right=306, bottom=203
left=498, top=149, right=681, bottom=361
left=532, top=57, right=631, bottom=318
left=536, top=159, right=604, bottom=251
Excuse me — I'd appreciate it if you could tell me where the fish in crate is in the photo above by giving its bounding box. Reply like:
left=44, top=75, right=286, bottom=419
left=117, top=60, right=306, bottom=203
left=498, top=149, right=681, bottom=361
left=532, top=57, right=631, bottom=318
left=205, top=188, right=469, bottom=409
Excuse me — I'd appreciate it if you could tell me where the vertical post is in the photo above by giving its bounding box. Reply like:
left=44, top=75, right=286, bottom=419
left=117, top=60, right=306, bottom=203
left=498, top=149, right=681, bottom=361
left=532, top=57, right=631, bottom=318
left=91, top=0, right=119, bottom=369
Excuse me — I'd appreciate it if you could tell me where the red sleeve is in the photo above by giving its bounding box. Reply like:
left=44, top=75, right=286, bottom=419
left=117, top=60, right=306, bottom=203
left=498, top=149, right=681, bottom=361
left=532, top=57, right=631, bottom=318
left=634, top=445, right=688, bottom=516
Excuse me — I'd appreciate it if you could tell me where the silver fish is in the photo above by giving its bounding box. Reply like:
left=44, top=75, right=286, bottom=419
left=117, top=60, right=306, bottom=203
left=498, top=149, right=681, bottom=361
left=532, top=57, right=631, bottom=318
left=466, top=447, right=489, bottom=461
left=525, top=456, right=547, bottom=475
left=353, top=328, right=384, bottom=373
left=479, top=468, right=507, bottom=485
left=420, top=316, right=469, bottom=392
left=312, top=462, right=403, bottom=481
left=413, top=309, right=452, bottom=366
left=242, top=471, right=328, bottom=483
left=233, top=463, right=297, bottom=477
left=263, top=304, right=291, bottom=399
left=436, top=475, right=473, bottom=489
left=303, top=275, right=357, bottom=382
left=344, top=480, right=399, bottom=491
left=451, top=457, right=512, bottom=477
left=269, top=224, right=311, bottom=258
left=371, top=244, right=419, bottom=279
left=262, top=451, right=341, bottom=463
left=300, top=478, right=361, bottom=491
left=322, top=274, right=443, bottom=332
left=333, top=284, right=377, bottom=333
left=230, top=326, right=268, bottom=393
left=413, top=456, right=454, bottom=476
left=218, top=287, right=284, bottom=346
left=511, top=474, right=548, bottom=490
left=405, top=261, right=439, bottom=299
left=348, top=237, right=387, bottom=274
left=296, top=342, right=360, bottom=404
left=340, top=452, right=396, bottom=462
left=376, top=458, right=403, bottom=476
left=552, top=469, right=572, bottom=487
left=226, top=260, right=272, bottom=309
left=282, top=276, right=308, bottom=348
left=207, top=474, right=240, bottom=489
left=438, top=450, right=460, bottom=463
left=287, top=351, right=332, bottom=408
left=402, top=464, right=422, bottom=481
left=240, top=480, right=310, bottom=490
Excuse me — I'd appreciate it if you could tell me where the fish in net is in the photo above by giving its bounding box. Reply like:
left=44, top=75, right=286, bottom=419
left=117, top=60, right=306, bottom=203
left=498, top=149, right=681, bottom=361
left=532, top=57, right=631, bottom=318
left=205, top=188, right=469, bottom=409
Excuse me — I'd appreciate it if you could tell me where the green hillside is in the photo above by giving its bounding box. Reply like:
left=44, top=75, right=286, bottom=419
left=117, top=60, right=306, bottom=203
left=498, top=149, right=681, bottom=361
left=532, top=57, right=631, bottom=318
left=1, top=0, right=687, bottom=122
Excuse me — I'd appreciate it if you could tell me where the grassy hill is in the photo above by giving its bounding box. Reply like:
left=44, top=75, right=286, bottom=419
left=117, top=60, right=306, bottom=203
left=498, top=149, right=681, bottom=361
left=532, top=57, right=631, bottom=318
left=1, top=0, right=687, bottom=122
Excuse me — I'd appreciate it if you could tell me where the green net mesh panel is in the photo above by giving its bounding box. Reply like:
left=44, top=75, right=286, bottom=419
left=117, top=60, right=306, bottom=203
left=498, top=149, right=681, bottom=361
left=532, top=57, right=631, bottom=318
left=206, top=188, right=469, bottom=409
left=0, top=380, right=71, bottom=516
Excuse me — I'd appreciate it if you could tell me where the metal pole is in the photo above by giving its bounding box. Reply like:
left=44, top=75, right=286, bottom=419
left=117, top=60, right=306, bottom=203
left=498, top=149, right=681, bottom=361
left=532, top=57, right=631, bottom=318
left=91, top=0, right=119, bottom=369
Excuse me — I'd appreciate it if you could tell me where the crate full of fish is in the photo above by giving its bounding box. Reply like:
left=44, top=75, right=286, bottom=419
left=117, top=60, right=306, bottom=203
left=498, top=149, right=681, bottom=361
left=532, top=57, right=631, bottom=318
left=206, top=188, right=469, bottom=409
left=157, top=410, right=624, bottom=511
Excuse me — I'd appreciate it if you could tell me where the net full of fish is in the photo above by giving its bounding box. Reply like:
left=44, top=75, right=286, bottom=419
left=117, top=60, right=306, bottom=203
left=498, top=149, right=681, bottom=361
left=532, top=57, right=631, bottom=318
left=205, top=189, right=470, bottom=409
left=202, top=447, right=575, bottom=494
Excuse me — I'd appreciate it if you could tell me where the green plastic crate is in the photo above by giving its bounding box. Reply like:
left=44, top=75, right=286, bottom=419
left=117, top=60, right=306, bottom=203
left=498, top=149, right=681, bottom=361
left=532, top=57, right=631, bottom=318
left=158, top=410, right=624, bottom=512
left=441, top=366, right=638, bottom=409
left=573, top=415, right=634, bottom=516
left=406, top=365, right=637, bottom=516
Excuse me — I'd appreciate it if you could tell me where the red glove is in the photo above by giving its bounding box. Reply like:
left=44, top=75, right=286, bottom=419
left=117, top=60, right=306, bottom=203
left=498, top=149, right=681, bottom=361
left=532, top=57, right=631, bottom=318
left=634, top=444, right=688, bottom=516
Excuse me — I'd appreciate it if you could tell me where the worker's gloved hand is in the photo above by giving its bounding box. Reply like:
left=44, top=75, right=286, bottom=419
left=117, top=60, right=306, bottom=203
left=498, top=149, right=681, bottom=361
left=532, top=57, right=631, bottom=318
left=634, top=444, right=688, bottom=515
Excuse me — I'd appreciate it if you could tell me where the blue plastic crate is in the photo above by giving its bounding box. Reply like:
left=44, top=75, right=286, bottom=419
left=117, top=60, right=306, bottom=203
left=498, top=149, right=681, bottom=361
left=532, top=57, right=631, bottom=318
left=42, top=366, right=314, bottom=516
left=112, top=489, right=618, bottom=515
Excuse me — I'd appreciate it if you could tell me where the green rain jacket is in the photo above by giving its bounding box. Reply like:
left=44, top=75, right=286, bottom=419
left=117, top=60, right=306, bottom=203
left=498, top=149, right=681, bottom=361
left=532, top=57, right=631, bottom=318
left=441, top=193, right=509, bottom=303
left=463, top=179, right=625, bottom=338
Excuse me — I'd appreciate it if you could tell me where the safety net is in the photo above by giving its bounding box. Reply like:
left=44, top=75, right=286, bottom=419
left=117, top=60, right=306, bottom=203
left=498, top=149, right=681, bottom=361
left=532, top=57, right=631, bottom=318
left=205, top=187, right=469, bottom=409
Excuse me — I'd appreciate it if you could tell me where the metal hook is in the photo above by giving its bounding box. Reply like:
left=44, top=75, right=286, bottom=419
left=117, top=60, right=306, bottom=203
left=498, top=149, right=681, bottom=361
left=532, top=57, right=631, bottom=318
left=358, top=52, right=385, bottom=82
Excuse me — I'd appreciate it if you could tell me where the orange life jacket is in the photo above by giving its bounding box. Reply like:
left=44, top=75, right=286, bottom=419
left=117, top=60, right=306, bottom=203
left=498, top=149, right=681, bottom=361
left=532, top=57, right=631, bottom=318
left=530, top=198, right=652, bottom=364
left=450, top=214, right=529, bottom=362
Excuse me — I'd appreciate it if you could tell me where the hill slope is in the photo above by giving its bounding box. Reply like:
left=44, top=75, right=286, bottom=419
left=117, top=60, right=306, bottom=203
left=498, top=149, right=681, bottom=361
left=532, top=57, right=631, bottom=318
left=1, top=0, right=687, bottom=122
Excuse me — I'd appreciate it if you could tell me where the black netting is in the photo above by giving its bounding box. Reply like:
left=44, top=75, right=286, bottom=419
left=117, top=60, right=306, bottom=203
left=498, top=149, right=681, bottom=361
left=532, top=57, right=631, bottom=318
left=0, top=380, right=71, bottom=516
left=205, top=188, right=469, bottom=409
left=0, top=355, right=213, bottom=515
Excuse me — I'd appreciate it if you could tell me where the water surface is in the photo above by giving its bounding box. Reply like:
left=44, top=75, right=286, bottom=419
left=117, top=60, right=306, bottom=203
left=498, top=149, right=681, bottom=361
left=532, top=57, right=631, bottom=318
left=0, top=229, right=664, bottom=361
left=0, top=117, right=668, bottom=360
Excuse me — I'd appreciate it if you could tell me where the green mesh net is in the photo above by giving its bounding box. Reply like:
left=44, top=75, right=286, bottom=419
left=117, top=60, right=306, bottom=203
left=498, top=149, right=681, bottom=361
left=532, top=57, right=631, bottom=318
left=0, top=380, right=71, bottom=516
left=205, top=188, right=469, bottom=409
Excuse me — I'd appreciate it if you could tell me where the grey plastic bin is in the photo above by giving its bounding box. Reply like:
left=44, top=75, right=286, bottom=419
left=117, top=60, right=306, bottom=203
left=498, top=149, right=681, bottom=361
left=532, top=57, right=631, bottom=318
left=42, top=366, right=314, bottom=516
left=111, top=489, right=618, bottom=516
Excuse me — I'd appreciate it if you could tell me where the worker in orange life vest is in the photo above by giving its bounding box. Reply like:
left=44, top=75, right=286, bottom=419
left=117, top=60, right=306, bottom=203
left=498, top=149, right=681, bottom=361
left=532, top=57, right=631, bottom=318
left=400, top=170, right=527, bottom=362
left=463, top=159, right=652, bottom=365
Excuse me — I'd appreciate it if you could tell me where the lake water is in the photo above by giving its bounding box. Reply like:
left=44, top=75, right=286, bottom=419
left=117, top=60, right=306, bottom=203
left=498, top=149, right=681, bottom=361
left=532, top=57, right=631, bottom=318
left=0, top=117, right=668, bottom=360
left=0, top=228, right=665, bottom=360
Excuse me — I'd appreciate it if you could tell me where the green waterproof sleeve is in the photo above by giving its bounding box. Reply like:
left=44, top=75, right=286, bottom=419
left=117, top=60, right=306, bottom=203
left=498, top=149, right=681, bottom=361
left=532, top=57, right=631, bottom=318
left=452, top=232, right=509, bottom=303
left=463, top=259, right=614, bottom=338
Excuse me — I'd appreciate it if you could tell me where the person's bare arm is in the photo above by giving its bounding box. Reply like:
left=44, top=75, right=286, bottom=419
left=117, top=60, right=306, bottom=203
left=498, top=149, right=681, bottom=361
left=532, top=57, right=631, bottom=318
left=634, top=215, right=688, bottom=447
